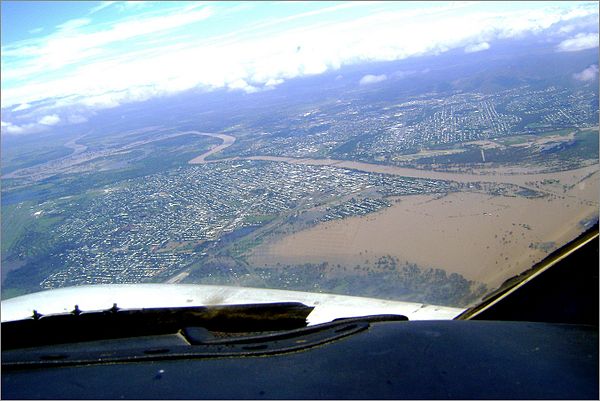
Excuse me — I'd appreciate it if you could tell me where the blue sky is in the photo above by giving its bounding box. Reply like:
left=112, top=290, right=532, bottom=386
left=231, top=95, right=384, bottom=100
left=1, top=1, right=598, bottom=135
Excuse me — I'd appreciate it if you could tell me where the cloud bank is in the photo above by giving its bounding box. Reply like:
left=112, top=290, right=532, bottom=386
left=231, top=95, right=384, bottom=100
left=359, top=74, right=387, bottom=85
left=464, top=42, right=490, bottom=53
left=573, top=64, right=599, bottom=81
left=38, top=114, right=61, bottom=126
left=1, top=2, right=599, bottom=134
left=0, top=114, right=61, bottom=134
left=557, top=32, right=599, bottom=52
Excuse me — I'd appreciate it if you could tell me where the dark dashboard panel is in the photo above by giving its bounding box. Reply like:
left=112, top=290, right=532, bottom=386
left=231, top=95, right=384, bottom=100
left=2, top=320, right=597, bottom=399
left=3, top=226, right=599, bottom=399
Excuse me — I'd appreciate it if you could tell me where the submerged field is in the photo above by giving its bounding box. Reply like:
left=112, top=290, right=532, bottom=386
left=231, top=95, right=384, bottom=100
left=249, top=164, right=598, bottom=292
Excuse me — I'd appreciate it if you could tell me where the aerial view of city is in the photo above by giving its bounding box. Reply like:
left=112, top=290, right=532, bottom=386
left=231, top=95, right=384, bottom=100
left=1, top=1, right=598, bottom=309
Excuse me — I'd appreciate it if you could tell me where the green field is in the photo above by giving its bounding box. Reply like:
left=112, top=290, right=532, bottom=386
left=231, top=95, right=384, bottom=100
left=1, top=201, right=66, bottom=262
left=497, top=128, right=576, bottom=146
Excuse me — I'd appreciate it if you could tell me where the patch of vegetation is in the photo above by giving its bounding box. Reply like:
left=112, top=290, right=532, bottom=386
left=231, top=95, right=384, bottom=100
left=4, top=146, right=73, bottom=175
left=529, top=241, right=556, bottom=253
left=1, top=135, right=218, bottom=206
left=184, top=256, right=487, bottom=307
left=1, top=287, right=29, bottom=300
left=411, top=128, right=597, bottom=169
left=1, top=200, right=68, bottom=263
left=3, top=245, right=76, bottom=295
left=557, top=130, right=598, bottom=160
left=244, top=214, right=277, bottom=225
left=1, top=203, right=35, bottom=258
left=497, top=135, right=535, bottom=146
left=412, top=146, right=483, bottom=164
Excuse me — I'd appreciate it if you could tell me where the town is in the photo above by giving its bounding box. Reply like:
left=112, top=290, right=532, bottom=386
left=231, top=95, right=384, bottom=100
left=2, top=82, right=594, bottom=296
left=40, top=161, right=463, bottom=288
left=227, top=85, right=597, bottom=164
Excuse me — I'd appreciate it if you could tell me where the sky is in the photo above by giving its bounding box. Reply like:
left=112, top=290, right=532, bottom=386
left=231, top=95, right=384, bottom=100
left=1, top=1, right=598, bottom=135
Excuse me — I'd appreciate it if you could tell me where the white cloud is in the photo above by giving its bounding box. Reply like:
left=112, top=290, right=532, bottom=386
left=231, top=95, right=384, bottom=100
left=557, top=32, right=599, bottom=52
left=12, top=103, right=32, bottom=111
left=89, top=1, right=147, bottom=14
left=1, top=2, right=599, bottom=123
left=0, top=113, right=64, bottom=135
left=1, top=6, right=214, bottom=83
left=1, top=120, right=35, bottom=135
left=265, top=78, right=284, bottom=88
left=56, top=18, right=92, bottom=32
left=38, top=114, right=61, bottom=125
left=116, top=1, right=148, bottom=12
left=81, top=93, right=124, bottom=109
left=359, top=74, right=387, bottom=85
left=228, top=79, right=259, bottom=93
left=88, top=1, right=116, bottom=15
left=573, top=64, right=599, bottom=81
left=558, top=24, right=575, bottom=34
left=1, top=121, right=25, bottom=134
left=464, top=41, right=490, bottom=53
